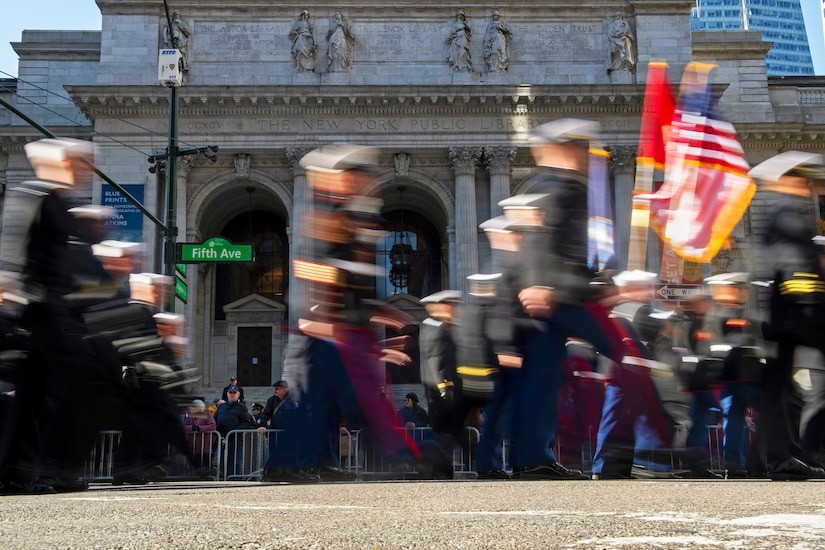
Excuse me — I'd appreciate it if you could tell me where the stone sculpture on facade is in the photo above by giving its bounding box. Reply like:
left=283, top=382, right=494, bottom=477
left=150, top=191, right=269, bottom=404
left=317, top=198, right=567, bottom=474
left=608, top=12, right=635, bottom=72
left=327, top=12, right=355, bottom=72
left=164, top=10, right=191, bottom=74
left=290, top=10, right=317, bottom=72
left=447, top=10, right=473, bottom=72
left=484, top=11, right=511, bottom=72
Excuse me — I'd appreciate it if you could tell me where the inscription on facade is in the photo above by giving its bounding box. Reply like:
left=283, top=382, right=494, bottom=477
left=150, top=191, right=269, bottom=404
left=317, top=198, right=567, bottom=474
left=194, top=22, right=290, bottom=61
left=190, top=20, right=601, bottom=64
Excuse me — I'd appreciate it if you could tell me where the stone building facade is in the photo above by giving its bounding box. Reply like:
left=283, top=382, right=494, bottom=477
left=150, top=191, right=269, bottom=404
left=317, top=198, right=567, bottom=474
left=1, top=0, right=824, bottom=398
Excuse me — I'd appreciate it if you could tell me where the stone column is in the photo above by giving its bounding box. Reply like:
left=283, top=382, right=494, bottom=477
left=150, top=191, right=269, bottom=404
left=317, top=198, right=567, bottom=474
left=449, top=146, right=482, bottom=294
left=283, top=147, right=313, bottom=386
left=484, top=146, right=517, bottom=219
left=606, top=145, right=636, bottom=271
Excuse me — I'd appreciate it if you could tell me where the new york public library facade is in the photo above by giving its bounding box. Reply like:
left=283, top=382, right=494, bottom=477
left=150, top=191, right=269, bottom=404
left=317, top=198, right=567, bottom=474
left=1, top=0, right=824, bottom=399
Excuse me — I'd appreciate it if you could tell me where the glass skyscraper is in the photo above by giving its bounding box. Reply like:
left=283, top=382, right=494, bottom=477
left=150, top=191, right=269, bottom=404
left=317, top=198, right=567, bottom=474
left=691, top=0, right=815, bottom=76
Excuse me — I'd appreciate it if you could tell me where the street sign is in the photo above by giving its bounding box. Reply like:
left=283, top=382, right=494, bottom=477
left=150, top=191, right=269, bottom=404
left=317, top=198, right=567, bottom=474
left=177, top=237, right=254, bottom=263
left=655, top=284, right=704, bottom=300
left=175, top=275, right=188, bottom=303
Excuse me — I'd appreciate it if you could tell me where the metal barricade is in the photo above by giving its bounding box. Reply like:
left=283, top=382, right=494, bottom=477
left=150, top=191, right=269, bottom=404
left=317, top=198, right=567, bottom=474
left=452, top=427, right=480, bottom=479
left=222, top=429, right=285, bottom=480
left=168, top=429, right=221, bottom=480
left=84, top=430, right=122, bottom=482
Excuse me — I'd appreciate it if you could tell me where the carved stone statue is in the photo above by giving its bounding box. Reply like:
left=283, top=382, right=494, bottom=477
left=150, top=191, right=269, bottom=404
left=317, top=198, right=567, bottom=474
left=484, top=11, right=511, bottom=72
left=447, top=10, right=472, bottom=72
left=608, top=12, right=635, bottom=72
left=234, top=154, right=251, bottom=179
left=164, top=10, right=191, bottom=73
left=326, top=12, right=355, bottom=72
left=290, top=10, right=317, bottom=72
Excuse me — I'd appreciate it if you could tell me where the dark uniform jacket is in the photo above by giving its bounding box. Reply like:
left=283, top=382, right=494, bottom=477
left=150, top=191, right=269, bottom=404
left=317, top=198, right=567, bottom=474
left=214, top=401, right=254, bottom=436
left=517, top=166, right=594, bottom=305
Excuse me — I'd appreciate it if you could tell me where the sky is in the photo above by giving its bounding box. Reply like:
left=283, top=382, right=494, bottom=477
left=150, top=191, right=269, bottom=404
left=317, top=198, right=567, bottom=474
left=1, top=0, right=824, bottom=79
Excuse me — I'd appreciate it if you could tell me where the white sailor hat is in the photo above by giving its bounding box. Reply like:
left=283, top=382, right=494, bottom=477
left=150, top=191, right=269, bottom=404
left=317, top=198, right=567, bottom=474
left=612, top=269, right=658, bottom=287
left=498, top=194, right=548, bottom=226
left=705, top=272, right=750, bottom=285
left=420, top=289, right=462, bottom=304
left=92, top=240, right=143, bottom=258
left=24, top=138, right=95, bottom=163
left=68, top=205, right=114, bottom=220
left=298, top=144, right=381, bottom=173
left=479, top=216, right=513, bottom=233
left=129, top=273, right=173, bottom=286
left=748, top=151, right=825, bottom=182
left=812, top=235, right=825, bottom=247
left=467, top=273, right=501, bottom=297
left=528, top=118, right=600, bottom=144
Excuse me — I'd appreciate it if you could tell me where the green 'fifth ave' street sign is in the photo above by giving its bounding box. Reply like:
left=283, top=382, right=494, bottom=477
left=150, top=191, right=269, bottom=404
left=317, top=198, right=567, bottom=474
left=177, top=237, right=254, bottom=263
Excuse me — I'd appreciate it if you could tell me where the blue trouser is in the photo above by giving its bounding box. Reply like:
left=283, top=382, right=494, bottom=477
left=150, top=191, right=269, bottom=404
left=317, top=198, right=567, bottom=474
left=475, top=366, right=521, bottom=472
left=516, top=303, right=624, bottom=470
left=721, top=382, right=758, bottom=468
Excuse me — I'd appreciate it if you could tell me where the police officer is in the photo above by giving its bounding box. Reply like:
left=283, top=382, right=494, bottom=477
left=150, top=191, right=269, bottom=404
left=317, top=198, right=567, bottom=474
left=750, top=151, right=825, bottom=480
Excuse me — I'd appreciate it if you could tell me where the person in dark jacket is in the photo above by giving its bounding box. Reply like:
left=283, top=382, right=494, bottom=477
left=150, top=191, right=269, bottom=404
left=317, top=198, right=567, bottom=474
left=215, top=385, right=254, bottom=476
left=398, top=393, right=429, bottom=428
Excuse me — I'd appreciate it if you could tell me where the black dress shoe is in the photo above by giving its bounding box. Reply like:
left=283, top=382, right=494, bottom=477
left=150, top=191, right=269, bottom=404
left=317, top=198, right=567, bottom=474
left=769, top=457, right=825, bottom=481
left=3, top=480, right=57, bottom=495
left=515, top=463, right=589, bottom=480
left=725, top=468, right=749, bottom=479
left=314, top=467, right=356, bottom=482
left=46, top=478, right=89, bottom=493
left=592, top=471, right=633, bottom=480
left=674, top=468, right=723, bottom=479
left=477, top=469, right=512, bottom=480
left=261, top=468, right=319, bottom=483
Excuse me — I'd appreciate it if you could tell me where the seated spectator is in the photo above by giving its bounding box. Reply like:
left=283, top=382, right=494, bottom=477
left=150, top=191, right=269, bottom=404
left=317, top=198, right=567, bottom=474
left=182, top=399, right=217, bottom=472
left=398, top=393, right=429, bottom=428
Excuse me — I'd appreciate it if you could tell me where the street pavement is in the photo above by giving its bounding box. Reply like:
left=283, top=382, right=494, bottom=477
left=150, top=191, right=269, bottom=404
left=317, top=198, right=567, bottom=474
left=2, top=479, right=825, bottom=549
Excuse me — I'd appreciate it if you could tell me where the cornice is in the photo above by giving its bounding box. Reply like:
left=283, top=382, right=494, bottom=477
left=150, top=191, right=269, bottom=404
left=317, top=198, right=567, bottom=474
left=65, top=84, right=645, bottom=120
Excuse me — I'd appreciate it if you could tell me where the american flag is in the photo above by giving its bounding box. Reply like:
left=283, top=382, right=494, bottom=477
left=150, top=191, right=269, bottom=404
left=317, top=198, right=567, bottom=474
left=638, top=62, right=755, bottom=263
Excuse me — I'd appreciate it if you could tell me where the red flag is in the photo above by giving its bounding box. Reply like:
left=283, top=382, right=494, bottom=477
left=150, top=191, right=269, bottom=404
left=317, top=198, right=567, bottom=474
left=627, top=62, right=676, bottom=270
left=639, top=62, right=755, bottom=264
left=637, top=62, right=676, bottom=174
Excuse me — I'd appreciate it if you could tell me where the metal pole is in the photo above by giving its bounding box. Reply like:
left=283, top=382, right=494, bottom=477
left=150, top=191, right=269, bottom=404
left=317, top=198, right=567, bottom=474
left=164, top=84, right=178, bottom=279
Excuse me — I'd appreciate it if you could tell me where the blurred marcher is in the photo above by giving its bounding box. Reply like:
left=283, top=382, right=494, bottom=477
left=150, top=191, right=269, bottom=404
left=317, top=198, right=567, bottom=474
left=3, top=139, right=112, bottom=493
left=398, top=393, right=429, bottom=428
left=496, top=119, right=654, bottom=480
left=750, top=151, right=825, bottom=480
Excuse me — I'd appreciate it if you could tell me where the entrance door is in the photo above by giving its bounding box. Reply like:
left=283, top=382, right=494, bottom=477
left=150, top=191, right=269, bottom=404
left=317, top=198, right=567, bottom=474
left=236, top=326, right=272, bottom=386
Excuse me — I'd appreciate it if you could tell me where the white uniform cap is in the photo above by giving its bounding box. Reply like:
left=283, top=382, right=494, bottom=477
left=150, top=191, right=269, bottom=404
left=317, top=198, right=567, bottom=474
left=24, top=138, right=95, bottom=163
left=649, top=309, right=677, bottom=320
left=68, top=205, right=114, bottom=220
left=612, top=269, right=658, bottom=287
left=298, top=144, right=380, bottom=173
left=748, top=151, right=825, bottom=182
left=92, top=240, right=142, bottom=258
left=528, top=118, right=600, bottom=144
left=812, top=235, right=825, bottom=247
left=420, top=289, right=462, bottom=304
left=705, top=272, right=750, bottom=285
left=129, top=273, right=173, bottom=286
left=479, top=216, right=513, bottom=233
left=467, top=273, right=501, bottom=297
left=498, top=194, right=548, bottom=210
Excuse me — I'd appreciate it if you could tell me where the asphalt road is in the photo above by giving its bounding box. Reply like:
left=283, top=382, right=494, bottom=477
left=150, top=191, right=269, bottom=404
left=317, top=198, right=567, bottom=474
left=2, top=479, right=825, bottom=549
